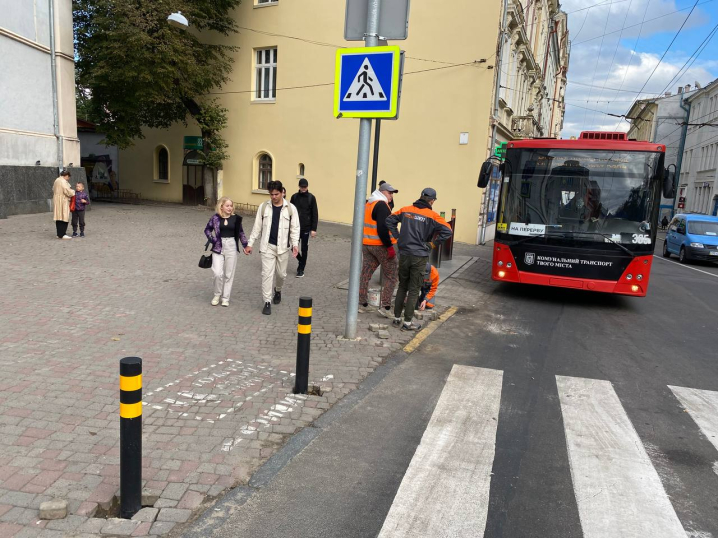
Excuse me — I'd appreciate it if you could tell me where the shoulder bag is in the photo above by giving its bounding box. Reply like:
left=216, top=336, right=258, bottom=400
left=198, top=240, right=213, bottom=269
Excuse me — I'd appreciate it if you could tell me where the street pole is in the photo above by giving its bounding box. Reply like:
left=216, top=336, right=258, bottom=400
left=371, top=119, right=382, bottom=193
left=344, top=0, right=381, bottom=340
left=479, top=0, right=508, bottom=245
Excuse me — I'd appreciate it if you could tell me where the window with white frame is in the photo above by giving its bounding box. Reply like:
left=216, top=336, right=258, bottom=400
left=255, top=48, right=277, bottom=100
left=258, top=153, right=272, bottom=190
left=257, top=0, right=278, bottom=4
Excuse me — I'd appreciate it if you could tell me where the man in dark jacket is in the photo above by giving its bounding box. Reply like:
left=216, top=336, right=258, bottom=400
left=386, top=188, right=452, bottom=331
left=290, top=178, right=319, bottom=277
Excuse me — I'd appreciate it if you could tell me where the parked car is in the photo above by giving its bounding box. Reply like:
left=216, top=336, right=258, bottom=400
left=663, top=214, right=718, bottom=263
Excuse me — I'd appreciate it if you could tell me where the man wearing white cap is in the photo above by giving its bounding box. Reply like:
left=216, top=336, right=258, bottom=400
left=358, top=182, right=400, bottom=317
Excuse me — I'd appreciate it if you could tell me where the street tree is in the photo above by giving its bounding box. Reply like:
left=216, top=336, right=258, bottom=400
left=73, top=0, right=240, bottom=203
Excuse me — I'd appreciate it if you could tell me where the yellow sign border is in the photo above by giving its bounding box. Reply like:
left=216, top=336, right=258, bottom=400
left=334, top=46, right=401, bottom=119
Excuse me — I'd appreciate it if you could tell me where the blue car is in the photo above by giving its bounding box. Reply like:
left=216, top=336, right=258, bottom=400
left=663, top=214, right=718, bottom=263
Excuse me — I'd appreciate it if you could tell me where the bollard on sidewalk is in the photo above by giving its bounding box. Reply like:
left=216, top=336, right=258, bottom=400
left=119, top=357, right=142, bottom=519
left=294, top=297, right=312, bottom=394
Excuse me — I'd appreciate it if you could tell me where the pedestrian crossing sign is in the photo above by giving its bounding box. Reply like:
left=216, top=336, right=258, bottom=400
left=334, top=46, right=401, bottom=119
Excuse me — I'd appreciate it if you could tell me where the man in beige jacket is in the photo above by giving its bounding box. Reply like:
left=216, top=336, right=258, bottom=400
left=52, top=170, right=75, bottom=239
left=245, top=180, right=300, bottom=315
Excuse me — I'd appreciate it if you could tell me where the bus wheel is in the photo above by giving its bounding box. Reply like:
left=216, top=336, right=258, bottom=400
left=679, top=246, right=688, bottom=264
left=662, top=241, right=671, bottom=258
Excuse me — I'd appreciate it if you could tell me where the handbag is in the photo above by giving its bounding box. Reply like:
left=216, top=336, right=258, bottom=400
left=198, top=240, right=213, bottom=269
left=69, top=195, right=76, bottom=212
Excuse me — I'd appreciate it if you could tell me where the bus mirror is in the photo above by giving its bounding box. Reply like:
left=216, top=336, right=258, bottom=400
left=662, top=168, right=676, bottom=199
left=478, top=161, right=494, bottom=189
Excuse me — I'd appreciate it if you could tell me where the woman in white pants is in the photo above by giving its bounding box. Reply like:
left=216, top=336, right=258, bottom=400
left=204, top=197, right=249, bottom=306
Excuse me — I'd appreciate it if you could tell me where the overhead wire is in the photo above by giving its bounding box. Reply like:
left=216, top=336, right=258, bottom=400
left=580, top=0, right=615, bottom=130
left=591, top=0, right=636, bottom=127
left=207, top=61, right=483, bottom=96
left=610, top=0, right=652, bottom=113
left=571, top=0, right=715, bottom=47
left=615, top=0, right=700, bottom=129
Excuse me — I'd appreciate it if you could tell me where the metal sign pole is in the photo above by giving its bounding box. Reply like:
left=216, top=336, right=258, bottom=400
left=344, top=0, right=381, bottom=339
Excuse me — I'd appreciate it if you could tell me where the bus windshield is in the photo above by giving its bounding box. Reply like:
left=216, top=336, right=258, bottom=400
left=499, top=149, right=662, bottom=244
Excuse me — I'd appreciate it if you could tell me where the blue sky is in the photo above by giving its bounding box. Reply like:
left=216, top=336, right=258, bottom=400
left=561, top=0, right=718, bottom=137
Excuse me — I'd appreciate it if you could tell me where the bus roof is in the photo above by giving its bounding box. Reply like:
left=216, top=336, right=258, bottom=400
left=507, top=138, right=665, bottom=153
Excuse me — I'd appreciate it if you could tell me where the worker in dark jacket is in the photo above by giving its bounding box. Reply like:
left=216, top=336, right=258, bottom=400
left=386, top=188, right=452, bottom=331
left=290, top=178, right=319, bottom=277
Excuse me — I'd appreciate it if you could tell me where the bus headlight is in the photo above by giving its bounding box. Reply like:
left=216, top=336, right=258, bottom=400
left=626, top=274, right=633, bottom=280
left=497, top=270, right=506, bottom=278
left=497, top=261, right=504, bottom=267
left=507, top=263, right=512, bottom=268
left=690, top=242, right=705, bottom=248
left=636, top=274, right=643, bottom=281
left=631, top=285, right=640, bottom=293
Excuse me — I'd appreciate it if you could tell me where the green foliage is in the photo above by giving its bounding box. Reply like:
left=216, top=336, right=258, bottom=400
left=73, top=0, right=240, bottom=167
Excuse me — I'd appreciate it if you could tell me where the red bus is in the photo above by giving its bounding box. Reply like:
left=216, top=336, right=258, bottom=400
left=480, top=132, right=675, bottom=296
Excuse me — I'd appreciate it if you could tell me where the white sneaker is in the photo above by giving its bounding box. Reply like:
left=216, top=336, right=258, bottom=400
left=211, top=296, right=220, bottom=306
left=377, top=308, right=393, bottom=319
left=221, top=299, right=229, bottom=307
left=61, top=235, right=72, bottom=240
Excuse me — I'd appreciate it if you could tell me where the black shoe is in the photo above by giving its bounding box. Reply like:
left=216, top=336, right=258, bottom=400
left=273, top=291, right=282, bottom=304
left=296, top=270, right=305, bottom=278
left=262, top=302, right=271, bottom=315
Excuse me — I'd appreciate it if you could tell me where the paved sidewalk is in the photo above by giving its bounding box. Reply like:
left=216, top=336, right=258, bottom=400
left=0, top=204, right=416, bottom=537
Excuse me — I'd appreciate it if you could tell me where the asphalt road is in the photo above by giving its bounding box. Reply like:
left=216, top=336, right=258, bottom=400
left=183, top=246, right=718, bottom=538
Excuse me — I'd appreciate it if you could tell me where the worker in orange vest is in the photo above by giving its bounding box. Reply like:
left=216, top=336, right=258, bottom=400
left=417, top=263, right=439, bottom=310
left=359, top=182, right=399, bottom=317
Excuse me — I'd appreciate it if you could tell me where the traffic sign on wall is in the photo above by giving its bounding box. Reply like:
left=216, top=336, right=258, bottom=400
left=334, top=46, right=402, bottom=119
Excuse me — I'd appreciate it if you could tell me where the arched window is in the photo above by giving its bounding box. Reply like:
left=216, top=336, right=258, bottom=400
left=258, top=153, right=272, bottom=190
left=154, top=145, right=170, bottom=182
left=158, top=148, right=168, bottom=180
left=298, top=163, right=305, bottom=176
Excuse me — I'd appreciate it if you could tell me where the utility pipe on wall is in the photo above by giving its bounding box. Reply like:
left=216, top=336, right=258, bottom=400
left=48, top=0, right=63, bottom=171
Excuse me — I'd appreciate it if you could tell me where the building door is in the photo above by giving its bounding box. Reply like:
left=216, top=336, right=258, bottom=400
left=183, top=151, right=205, bottom=206
left=712, top=196, right=718, bottom=216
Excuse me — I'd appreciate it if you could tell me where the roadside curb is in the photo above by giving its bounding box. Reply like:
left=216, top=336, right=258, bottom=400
left=403, top=306, right=459, bottom=354
left=181, top=345, right=414, bottom=537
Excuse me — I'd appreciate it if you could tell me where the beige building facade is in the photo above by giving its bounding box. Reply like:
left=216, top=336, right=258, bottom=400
left=120, top=0, right=567, bottom=244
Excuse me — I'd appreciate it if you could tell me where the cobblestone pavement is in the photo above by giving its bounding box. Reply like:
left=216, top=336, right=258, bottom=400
left=0, top=204, right=416, bottom=537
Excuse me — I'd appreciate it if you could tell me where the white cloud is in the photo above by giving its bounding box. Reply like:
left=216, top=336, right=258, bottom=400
left=560, top=0, right=717, bottom=138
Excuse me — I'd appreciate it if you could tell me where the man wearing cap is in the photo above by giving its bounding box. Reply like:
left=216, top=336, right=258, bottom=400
left=359, top=182, right=400, bottom=317
left=386, top=188, right=452, bottom=331
left=290, top=178, right=319, bottom=278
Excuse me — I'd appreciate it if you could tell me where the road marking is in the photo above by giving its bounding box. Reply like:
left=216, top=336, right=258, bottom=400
left=653, top=255, right=718, bottom=279
left=669, top=386, right=718, bottom=453
left=403, top=306, right=458, bottom=354
left=377, top=366, right=502, bottom=537
left=556, top=376, right=686, bottom=538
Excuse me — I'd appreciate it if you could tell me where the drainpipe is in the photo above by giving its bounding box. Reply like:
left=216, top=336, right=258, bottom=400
left=479, top=0, right=509, bottom=245
left=49, top=0, right=63, bottom=171
left=673, top=97, right=691, bottom=218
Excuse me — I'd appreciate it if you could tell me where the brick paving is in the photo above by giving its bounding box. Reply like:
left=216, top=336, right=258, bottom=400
left=0, top=203, right=415, bottom=537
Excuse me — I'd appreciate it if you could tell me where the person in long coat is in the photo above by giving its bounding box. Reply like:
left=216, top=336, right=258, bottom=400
left=53, top=170, right=75, bottom=239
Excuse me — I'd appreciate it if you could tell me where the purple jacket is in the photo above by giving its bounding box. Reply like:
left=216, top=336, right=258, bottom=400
left=204, top=214, right=248, bottom=254
left=74, top=191, right=90, bottom=211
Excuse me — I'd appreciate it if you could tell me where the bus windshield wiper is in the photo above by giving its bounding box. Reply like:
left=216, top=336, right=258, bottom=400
left=555, top=231, right=637, bottom=258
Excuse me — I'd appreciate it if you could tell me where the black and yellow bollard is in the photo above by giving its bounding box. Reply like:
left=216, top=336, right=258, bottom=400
left=119, top=357, right=142, bottom=519
left=294, top=297, right=312, bottom=394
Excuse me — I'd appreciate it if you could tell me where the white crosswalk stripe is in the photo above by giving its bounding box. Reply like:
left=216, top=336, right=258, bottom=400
left=377, top=365, right=503, bottom=538
left=556, top=376, right=686, bottom=538
left=380, top=371, right=706, bottom=538
left=669, top=385, right=718, bottom=453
